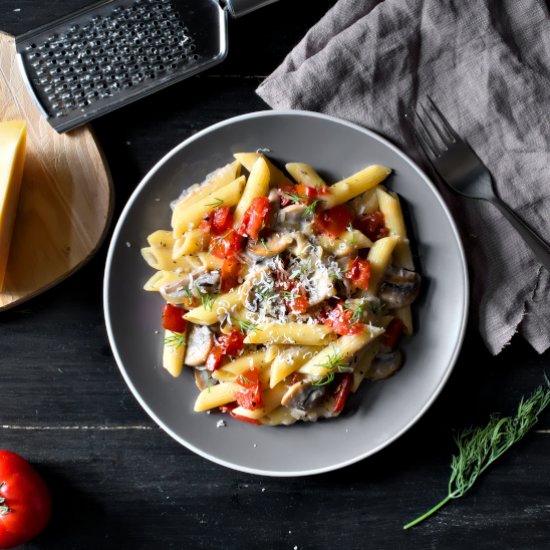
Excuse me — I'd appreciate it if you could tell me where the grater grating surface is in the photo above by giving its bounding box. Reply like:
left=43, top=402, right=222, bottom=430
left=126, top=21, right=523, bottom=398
left=16, top=0, right=228, bottom=132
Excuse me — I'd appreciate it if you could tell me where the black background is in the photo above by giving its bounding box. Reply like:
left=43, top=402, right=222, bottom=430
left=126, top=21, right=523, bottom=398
left=2, top=1, right=550, bottom=548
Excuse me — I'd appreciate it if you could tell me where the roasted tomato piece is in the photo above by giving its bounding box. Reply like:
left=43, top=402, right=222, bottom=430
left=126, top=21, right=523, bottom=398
left=345, top=257, right=371, bottom=291
left=211, top=206, right=233, bottom=235
left=353, top=210, right=389, bottom=241
left=381, top=318, right=405, bottom=349
left=276, top=272, right=309, bottom=314
left=333, top=373, right=353, bottom=414
left=220, top=257, right=242, bottom=292
left=210, top=229, right=244, bottom=259
left=222, top=330, right=245, bottom=356
left=323, top=303, right=364, bottom=336
left=162, top=304, right=187, bottom=333
left=238, top=196, right=271, bottom=241
left=313, top=205, right=353, bottom=237
left=236, top=367, right=263, bottom=410
left=205, top=345, right=225, bottom=371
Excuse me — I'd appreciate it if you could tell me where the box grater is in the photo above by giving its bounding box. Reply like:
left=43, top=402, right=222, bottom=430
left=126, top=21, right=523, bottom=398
left=15, top=0, right=278, bottom=133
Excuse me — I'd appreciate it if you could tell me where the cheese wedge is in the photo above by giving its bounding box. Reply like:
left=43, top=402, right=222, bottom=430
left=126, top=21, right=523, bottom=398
left=0, top=121, right=27, bottom=290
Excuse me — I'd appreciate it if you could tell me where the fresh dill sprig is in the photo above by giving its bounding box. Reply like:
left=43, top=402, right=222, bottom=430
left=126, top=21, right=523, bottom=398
left=403, top=378, right=550, bottom=529
left=311, top=349, right=351, bottom=386
left=205, top=197, right=224, bottom=208
left=163, top=332, right=187, bottom=349
left=347, top=222, right=356, bottom=245
left=280, top=290, right=300, bottom=300
left=199, top=292, right=216, bottom=312
left=329, top=267, right=344, bottom=280
left=259, top=237, right=270, bottom=252
left=344, top=301, right=365, bottom=323
left=281, top=192, right=319, bottom=219
left=232, top=317, right=261, bottom=334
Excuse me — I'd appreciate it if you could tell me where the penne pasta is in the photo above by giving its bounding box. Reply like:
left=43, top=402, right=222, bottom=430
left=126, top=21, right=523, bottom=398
left=170, top=160, right=240, bottom=228
left=298, top=327, right=385, bottom=381
left=233, top=156, right=271, bottom=226
left=183, top=289, right=242, bottom=325
left=321, top=165, right=392, bottom=209
left=244, top=323, right=335, bottom=346
left=234, top=152, right=293, bottom=187
left=172, top=176, right=246, bottom=236
left=194, top=382, right=241, bottom=412
left=144, top=154, right=421, bottom=426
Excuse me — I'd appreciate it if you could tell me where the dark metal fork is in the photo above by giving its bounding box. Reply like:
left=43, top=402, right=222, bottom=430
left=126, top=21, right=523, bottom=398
left=410, top=97, right=550, bottom=271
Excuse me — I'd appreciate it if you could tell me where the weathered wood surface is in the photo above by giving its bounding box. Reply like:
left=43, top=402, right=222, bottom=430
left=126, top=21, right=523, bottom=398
left=1, top=1, right=550, bottom=549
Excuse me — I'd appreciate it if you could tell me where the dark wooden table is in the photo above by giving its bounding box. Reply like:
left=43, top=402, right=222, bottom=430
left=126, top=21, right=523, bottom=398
left=2, top=2, right=550, bottom=548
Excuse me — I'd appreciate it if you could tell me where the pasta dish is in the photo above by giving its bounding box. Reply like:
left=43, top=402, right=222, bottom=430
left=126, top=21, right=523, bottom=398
left=141, top=153, right=421, bottom=425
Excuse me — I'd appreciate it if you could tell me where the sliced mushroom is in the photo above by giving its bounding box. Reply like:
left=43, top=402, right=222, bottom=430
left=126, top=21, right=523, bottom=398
left=184, top=325, right=214, bottom=366
left=190, top=270, right=220, bottom=296
left=193, top=368, right=218, bottom=391
left=367, top=349, right=404, bottom=381
left=281, top=381, right=328, bottom=411
left=247, top=233, right=295, bottom=258
left=160, top=273, right=196, bottom=303
left=307, top=268, right=336, bottom=306
left=267, top=187, right=281, bottom=227
left=379, top=266, right=421, bottom=308
left=276, top=204, right=307, bottom=230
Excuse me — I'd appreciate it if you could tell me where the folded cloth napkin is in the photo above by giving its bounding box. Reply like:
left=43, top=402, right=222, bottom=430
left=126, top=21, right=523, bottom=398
left=257, top=0, right=550, bottom=354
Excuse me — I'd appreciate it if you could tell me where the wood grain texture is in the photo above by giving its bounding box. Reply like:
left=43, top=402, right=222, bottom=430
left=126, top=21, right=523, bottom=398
left=0, top=32, right=112, bottom=310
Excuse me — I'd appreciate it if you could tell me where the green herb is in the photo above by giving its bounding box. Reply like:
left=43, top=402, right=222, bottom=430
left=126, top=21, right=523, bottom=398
left=259, top=237, right=270, bottom=252
left=403, top=379, right=550, bottom=530
left=232, top=317, right=261, bottom=334
left=311, top=349, right=351, bottom=386
left=280, top=290, right=299, bottom=300
left=329, top=267, right=344, bottom=280
left=199, top=293, right=216, bottom=311
left=344, top=301, right=365, bottom=323
left=281, top=192, right=319, bottom=219
left=163, top=332, right=187, bottom=349
left=205, top=197, right=224, bottom=208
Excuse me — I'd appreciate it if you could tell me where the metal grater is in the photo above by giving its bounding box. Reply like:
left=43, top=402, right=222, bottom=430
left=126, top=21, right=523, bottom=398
left=16, top=0, right=278, bottom=133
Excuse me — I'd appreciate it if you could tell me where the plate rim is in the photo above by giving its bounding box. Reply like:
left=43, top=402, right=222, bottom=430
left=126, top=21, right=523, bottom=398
left=103, top=109, right=469, bottom=477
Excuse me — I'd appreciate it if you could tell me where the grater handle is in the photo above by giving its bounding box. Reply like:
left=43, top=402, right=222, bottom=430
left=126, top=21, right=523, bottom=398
left=224, top=0, right=279, bottom=18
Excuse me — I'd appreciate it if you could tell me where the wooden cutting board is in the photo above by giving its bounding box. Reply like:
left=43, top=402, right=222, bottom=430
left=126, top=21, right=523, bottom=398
left=0, top=32, right=113, bottom=310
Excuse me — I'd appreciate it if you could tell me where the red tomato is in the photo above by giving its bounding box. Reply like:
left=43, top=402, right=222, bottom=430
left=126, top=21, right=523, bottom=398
left=0, top=451, right=51, bottom=549
left=323, top=303, right=364, bottom=336
left=353, top=210, right=389, bottom=241
left=295, top=183, right=329, bottom=198
left=381, top=318, right=405, bottom=349
left=333, top=373, right=353, bottom=414
left=205, top=330, right=245, bottom=371
left=313, top=205, right=353, bottom=237
left=220, top=257, right=242, bottom=293
left=238, top=196, right=271, bottom=241
left=205, top=346, right=225, bottom=371
left=277, top=183, right=297, bottom=207
left=198, top=218, right=211, bottom=234
left=161, top=304, right=187, bottom=333
left=236, top=367, right=263, bottom=410
left=276, top=273, right=309, bottom=314
left=345, top=257, right=371, bottom=291
left=211, top=206, right=233, bottom=235
left=210, top=230, right=244, bottom=259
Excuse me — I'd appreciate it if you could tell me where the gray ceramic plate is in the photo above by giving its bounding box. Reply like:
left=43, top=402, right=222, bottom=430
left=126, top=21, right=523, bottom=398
left=104, top=110, right=468, bottom=476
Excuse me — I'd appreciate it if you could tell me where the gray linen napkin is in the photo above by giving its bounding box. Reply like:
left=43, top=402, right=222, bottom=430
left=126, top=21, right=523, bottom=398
left=257, top=0, right=550, bottom=354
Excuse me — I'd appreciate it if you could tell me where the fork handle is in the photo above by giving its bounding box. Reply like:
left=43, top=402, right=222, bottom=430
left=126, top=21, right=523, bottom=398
left=492, top=198, right=550, bottom=272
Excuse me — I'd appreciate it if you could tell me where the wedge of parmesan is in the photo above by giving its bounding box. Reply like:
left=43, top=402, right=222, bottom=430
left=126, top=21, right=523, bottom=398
left=0, top=121, right=27, bottom=290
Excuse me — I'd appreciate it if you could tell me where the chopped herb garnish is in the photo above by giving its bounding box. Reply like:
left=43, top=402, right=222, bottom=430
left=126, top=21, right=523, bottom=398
left=281, top=192, right=320, bottom=219
left=259, top=237, right=270, bottom=252
left=347, top=223, right=356, bottom=245
left=199, top=292, right=216, bottom=311
left=163, top=332, right=187, bottom=349
left=344, top=301, right=365, bottom=323
left=231, top=316, right=261, bottom=334
left=205, top=197, right=224, bottom=208
left=311, top=349, right=351, bottom=386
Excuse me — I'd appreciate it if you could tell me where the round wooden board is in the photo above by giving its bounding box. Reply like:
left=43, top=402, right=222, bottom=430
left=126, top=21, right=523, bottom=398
left=0, top=33, right=113, bottom=310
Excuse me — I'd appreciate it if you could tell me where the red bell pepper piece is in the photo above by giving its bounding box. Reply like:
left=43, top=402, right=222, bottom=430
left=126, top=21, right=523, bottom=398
left=353, top=210, right=389, bottom=241
left=333, top=373, right=353, bottom=414
left=161, top=304, right=187, bottom=333
left=345, top=257, right=371, bottom=291
left=238, top=196, right=271, bottom=241
left=313, top=205, right=353, bottom=237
